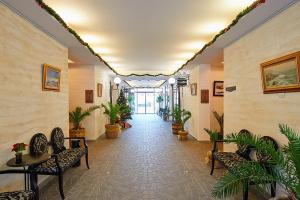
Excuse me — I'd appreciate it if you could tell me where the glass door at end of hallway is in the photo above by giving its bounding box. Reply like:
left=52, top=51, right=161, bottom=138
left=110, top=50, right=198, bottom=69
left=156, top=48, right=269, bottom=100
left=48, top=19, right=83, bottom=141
left=135, top=92, right=155, bottom=114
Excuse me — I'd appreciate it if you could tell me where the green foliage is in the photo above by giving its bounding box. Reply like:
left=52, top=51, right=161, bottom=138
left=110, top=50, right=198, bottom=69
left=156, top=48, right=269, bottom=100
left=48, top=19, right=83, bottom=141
left=101, top=103, right=121, bottom=125
left=170, top=106, right=191, bottom=127
left=156, top=95, right=164, bottom=103
left=203, top=128, right=219, bottom=142
left=213, top=111, right=224, bottom=134
left=69, top=106, right=100, bottom=130
left=181, top=110, right=191, bottom=127
left=117, top=90, right=132, bottom=122
left=170, top=106, right=182, bottom=124
left=212, top=124, right=300, bottom=199
left=127, top=95, right=134, bottom=105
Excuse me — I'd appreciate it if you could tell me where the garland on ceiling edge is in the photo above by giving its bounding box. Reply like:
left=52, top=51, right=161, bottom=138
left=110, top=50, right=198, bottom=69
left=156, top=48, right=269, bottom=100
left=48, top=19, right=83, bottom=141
left=35, top=0, right=266, bottom=77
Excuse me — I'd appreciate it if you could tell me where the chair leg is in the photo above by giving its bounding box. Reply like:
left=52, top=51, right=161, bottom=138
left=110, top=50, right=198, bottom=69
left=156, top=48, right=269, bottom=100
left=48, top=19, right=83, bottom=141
left=85, top=151, right=90, bottom=169
left=58, top=173, right=65, bottom=199
left=271, top=181, right=276, bottom=197
left=243, top=180, right=249, bottom=200
left=210, top=154, right=215, bottom=175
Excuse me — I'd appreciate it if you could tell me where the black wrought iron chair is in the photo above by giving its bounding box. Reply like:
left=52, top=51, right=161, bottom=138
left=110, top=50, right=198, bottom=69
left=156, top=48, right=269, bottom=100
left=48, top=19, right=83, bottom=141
left=242, top=136, right=278, bottom=200
left=30, top=128, right=89, bottom=199
left=0, top=169, right=38, bottom=200
left=210, top=129, right=252, bottom=175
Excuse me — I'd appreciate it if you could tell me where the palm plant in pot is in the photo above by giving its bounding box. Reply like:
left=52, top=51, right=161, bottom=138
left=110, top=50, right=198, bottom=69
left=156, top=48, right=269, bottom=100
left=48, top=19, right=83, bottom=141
left=101, top=102, right=121, bottom=139
left=170, top=105, right=183, bottom=135
left=69, top=106, right=100, bottom=138
left=178, top=110, right=191, bottom=140
left=211, top=124, right=300, bottom=200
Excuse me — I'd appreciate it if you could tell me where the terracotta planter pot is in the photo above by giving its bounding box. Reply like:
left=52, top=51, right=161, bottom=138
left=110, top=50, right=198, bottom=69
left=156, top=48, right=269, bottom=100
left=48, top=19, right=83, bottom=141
left=178, top=130, right=188, bottom=140
left=105, top=124, right=120, bottom=139
left=69, top=128, right=85, bottom=138
left=69, top=128, right=85, bottom=147
left=172, top=123, right=182, bottom=135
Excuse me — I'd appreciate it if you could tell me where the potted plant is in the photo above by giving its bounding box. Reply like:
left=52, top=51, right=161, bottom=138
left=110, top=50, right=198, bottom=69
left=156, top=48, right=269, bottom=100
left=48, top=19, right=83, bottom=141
left=117, top=90, right=132, bottom=127
left=156, top=95, right=164, bottom=112
left=101, top=102, right=121, bottom=139
left=69, top=106, right=100, bottom=138
left=12, top=143, right=28, bottom=164
left=211, top=124, right=300, bottom=200
left=170, top=106, right=183, bottom=135
left=213, top=111, right=224, bottom=139
left=178, top=110, right=192, bottom=140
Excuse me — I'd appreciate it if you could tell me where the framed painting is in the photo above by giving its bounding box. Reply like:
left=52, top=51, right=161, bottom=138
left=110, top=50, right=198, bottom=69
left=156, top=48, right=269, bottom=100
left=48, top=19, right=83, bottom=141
left=190, top=83, right=197, bottom=96
left=213, top=81, right=224, bottom=96
left=42, top=64, right=61, bottom=92
left=97, top=83, right=103, bottom=97
left=201, top=89, right=209, bottom=103
left=261, top=51, right=300, bottom=94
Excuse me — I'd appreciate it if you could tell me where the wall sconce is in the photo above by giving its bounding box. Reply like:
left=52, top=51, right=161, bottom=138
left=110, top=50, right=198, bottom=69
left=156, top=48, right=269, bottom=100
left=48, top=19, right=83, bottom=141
left=114, top=77, right=121, bottom=89
left=110, top=77, right=122, bottom=103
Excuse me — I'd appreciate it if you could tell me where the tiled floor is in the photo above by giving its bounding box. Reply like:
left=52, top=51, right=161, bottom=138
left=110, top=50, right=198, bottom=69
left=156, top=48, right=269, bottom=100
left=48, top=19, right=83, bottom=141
left=40, top=114, right=265, bottom=200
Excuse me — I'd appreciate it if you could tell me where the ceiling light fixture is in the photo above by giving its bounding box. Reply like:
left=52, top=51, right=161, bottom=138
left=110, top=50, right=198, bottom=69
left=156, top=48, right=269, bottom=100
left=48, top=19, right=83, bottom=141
left=168, top=77, right=176, bottom=85
left=199, top=22, right=226, bottom=34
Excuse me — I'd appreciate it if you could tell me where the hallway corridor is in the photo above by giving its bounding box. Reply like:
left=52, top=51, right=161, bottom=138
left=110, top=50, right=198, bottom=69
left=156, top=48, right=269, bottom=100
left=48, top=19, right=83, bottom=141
left=41, top=115, right=263, bottom=200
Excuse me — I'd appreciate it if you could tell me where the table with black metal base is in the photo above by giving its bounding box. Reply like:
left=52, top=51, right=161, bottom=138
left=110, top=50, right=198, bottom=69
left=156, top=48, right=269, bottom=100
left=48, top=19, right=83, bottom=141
left=7, top=153, right=50, bottom=193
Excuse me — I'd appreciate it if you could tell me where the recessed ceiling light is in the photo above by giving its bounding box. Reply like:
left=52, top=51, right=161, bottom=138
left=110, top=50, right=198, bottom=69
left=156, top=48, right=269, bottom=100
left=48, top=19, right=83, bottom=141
left=223, top=0, right=257, bottom=10
left=55, top=7, right=87, bottom=25
left=199, top=22, right=226, bottom=34
left=81, top=34, right=104, bottom=44
left=102, top=56, right=120, bottom=62
left=184, top=41, right=206, bottom=51
left=94, top=47, right=112, bottom=54
left=177, top=52, right=195, bottom=59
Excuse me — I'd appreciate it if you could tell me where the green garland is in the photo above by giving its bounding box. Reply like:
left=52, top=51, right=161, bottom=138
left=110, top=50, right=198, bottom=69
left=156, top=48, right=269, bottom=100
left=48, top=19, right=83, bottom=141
left=35, top=0, right=266, bottom=77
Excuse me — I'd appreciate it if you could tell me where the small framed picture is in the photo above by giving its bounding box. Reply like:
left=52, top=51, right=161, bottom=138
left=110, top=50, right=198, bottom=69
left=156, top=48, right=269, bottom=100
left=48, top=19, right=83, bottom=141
left=213, top=81, right=224, bottom=96
left=97, top=83, right=103, bottom=97
left=42, top=64, right=61, bottom=92
left=190, top=83, right=197, bottom=96
left=261, top=51, right=300, bottom=94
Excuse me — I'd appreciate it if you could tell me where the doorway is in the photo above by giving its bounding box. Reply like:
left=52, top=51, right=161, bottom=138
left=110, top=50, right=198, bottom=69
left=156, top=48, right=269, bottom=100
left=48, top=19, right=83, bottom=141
left=133, top=88, right=162, bottom=114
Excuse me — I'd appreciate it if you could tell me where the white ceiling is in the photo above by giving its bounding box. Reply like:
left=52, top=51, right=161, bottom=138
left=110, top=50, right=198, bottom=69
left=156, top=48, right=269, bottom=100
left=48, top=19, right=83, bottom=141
left=44, top=0, right=257, bottom=75
left=126, top=80, right=166, bottom=88
left=1, top=0, right=296, bottom=88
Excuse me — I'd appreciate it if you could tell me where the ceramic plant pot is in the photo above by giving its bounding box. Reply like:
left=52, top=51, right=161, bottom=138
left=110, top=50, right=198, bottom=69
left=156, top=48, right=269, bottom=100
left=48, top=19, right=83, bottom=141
left=105, top=124, right=120, bottom=139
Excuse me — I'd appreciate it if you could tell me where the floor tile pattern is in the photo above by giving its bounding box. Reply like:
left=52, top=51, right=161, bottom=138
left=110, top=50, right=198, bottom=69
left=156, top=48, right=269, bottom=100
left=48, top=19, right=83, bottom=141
left=40, top=114, right=265, bottom=200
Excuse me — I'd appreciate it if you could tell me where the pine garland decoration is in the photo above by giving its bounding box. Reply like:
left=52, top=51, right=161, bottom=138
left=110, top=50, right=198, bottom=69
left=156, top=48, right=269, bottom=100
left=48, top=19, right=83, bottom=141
left=35, top=0, right=266, bottom=77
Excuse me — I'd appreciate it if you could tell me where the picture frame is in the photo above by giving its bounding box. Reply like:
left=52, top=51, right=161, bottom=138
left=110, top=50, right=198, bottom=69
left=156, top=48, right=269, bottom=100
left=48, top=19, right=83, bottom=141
left=190, top=83, right=197, bottom=96
left=85, top=90, right=94, bottom=103
left=261, top=51, right=300, bottom=94
left=42, top=64, right=61, bottom=92
left=213, top=81, right=224, bottom=96
left=97, top=83, right=103, bottom=97
left=201, top=89, right=209, bottom=103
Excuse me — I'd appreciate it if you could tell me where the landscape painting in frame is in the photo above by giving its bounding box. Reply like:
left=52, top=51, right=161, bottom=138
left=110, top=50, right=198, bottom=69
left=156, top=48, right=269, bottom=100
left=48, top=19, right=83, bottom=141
left=261, top=51, right=300, bottom=94
left=42, top=64, right=61, bottom=91
left=213, top=81, right=224, bottom=96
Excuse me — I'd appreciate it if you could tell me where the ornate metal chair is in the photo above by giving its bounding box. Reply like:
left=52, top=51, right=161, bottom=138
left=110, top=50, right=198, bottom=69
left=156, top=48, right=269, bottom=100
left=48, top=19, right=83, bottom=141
left=210, top=129, right=252, bottom=175
left=30, top=128, right=89, bottom=199
left=0, top=169, right=37, bottom=200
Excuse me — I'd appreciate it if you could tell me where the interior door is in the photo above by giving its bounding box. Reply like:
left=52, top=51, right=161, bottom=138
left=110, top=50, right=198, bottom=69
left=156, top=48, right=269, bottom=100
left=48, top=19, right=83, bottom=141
left=145, top=93, right=155, bottom=114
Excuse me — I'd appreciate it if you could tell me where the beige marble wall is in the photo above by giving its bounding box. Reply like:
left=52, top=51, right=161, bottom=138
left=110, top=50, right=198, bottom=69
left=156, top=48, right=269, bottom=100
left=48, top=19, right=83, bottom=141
left=0, top=3, right=68, bottom=191
left=69, top=64, right=110, bottom=140
left=224, top=2, right=300, bottom=151
left=182, top=64, right=224, bottom=141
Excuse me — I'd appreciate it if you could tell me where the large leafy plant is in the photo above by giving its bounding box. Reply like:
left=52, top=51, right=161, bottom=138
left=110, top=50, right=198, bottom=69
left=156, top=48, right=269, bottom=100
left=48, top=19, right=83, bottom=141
left=170, top=106, right=191, bottom=127
left=69, top=106, right=100, bottom=130
left=181, top=110, right=191, bottom=129
left=211, top=124, right=300, bottom=200
left=101, top=103, right=121, bottom=125
left=170, top=106, right=182, bottom=124
left=213, top=111, right=224, bottom=134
